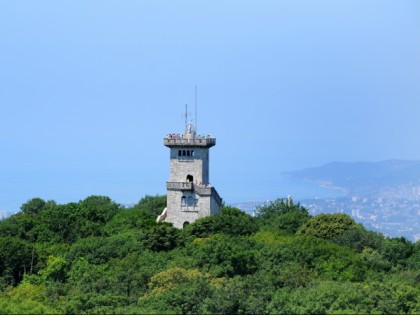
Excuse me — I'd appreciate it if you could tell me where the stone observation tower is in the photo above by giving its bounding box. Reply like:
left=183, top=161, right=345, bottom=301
left=157, top=120, right=222, bottom=228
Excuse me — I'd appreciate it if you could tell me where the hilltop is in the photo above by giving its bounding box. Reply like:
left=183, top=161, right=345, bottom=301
left=0, top=195, right=419, bottom=314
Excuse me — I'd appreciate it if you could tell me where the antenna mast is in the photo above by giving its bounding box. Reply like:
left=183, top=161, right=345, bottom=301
left=185, top=103, right=188, bottom=131
left=195, top=85, right=198, bottom=133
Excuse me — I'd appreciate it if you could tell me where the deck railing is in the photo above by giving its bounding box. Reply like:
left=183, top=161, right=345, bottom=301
left=166, top=182, right=193, bottom=191
left=164, top=137, right=216, bottom=147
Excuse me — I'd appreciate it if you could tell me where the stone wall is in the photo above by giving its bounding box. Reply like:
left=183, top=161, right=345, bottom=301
left=166, top=189, right=211, bottom=228
left=169, top=148, right=210, bottom=184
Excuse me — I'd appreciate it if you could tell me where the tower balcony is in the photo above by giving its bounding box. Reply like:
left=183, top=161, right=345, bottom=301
left=164, top=136, right=216, bottom=148
left=166, top=182, right=223, bottom=206
left=166, top=182, right=194, bottom=191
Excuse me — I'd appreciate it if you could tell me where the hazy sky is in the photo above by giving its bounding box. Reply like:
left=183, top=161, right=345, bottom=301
left=1, top=1, right=419, bottom=211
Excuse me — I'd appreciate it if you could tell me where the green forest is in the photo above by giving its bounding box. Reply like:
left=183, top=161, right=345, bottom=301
left=0, top=195, right=419, bottom=314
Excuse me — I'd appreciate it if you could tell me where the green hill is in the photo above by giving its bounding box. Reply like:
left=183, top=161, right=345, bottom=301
left=0, top=195, right=419, bottom=314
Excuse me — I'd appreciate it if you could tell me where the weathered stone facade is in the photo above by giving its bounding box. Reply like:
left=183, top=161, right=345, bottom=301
left=157, top=125, right=222, bottom=228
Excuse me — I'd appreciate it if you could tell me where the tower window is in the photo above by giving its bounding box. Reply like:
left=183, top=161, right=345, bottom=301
left=183, top=150, right=186, bottom=156
left=187, top=196, right=195, bottom=206
left=178, top=150, right=181, bottom=156
left=187, top=150, right=190, bottom=156
left=186, top=174, right=193, bottom=182
left=191, top=150, right=194, bottom=157
left=181, top=196, right=186, bottom=205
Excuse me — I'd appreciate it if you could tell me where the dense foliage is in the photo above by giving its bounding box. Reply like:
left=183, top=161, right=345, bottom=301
left=0, top=196, right=419, bottom=314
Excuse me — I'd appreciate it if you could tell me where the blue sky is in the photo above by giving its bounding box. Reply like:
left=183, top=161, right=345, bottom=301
left=1, top=1, right=419, bottom=211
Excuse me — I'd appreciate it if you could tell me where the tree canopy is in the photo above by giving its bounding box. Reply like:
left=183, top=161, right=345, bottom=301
left=0, top=195, right=419, bottom=314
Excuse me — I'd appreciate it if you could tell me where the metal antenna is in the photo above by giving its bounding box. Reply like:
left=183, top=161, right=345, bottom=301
left=195, top=85, right=198, bottom=133
left=185, top=103, right=188, bottom=131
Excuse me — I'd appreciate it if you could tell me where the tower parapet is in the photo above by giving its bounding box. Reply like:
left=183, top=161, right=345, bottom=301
left=164, top=122, right=216, bottom=148
left=164, top=136, right=216, bottom=148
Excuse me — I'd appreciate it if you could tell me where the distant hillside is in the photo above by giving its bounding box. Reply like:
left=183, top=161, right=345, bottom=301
left=285, top=160, right=420, bottom=195
left=0, top=211, right=13, bottom=220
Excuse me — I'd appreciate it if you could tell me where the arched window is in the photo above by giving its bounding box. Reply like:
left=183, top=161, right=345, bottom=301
left=186, top=174, right=193, bottom=182
left=187, top=150, right=190, bottom=156
left=181, top=196, right=186, bottom=205
left=183, top=221, right=190, bottom=228
left=183, top=150, right=186, bottom=156
left=191, top=150, right=194, bottom=157
left=178, top=150, right=182, bottom=156
left=187, top=196, right=195, bottom=206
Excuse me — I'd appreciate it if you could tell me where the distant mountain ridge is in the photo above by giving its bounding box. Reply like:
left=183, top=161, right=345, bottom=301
left=0, top=211, right=13, bottom=220
left=285, top=159, right=420, bottom=195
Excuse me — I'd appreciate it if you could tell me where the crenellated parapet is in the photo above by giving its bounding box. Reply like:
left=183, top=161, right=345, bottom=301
left=164, top=136, right=216, bottom=148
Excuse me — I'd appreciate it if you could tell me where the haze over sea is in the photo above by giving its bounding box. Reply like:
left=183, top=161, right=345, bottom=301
left=1, top=167, right=343, bottom=214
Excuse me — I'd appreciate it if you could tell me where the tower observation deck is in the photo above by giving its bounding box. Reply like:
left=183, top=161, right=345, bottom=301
left=164, top=135, right=216, bottom=148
